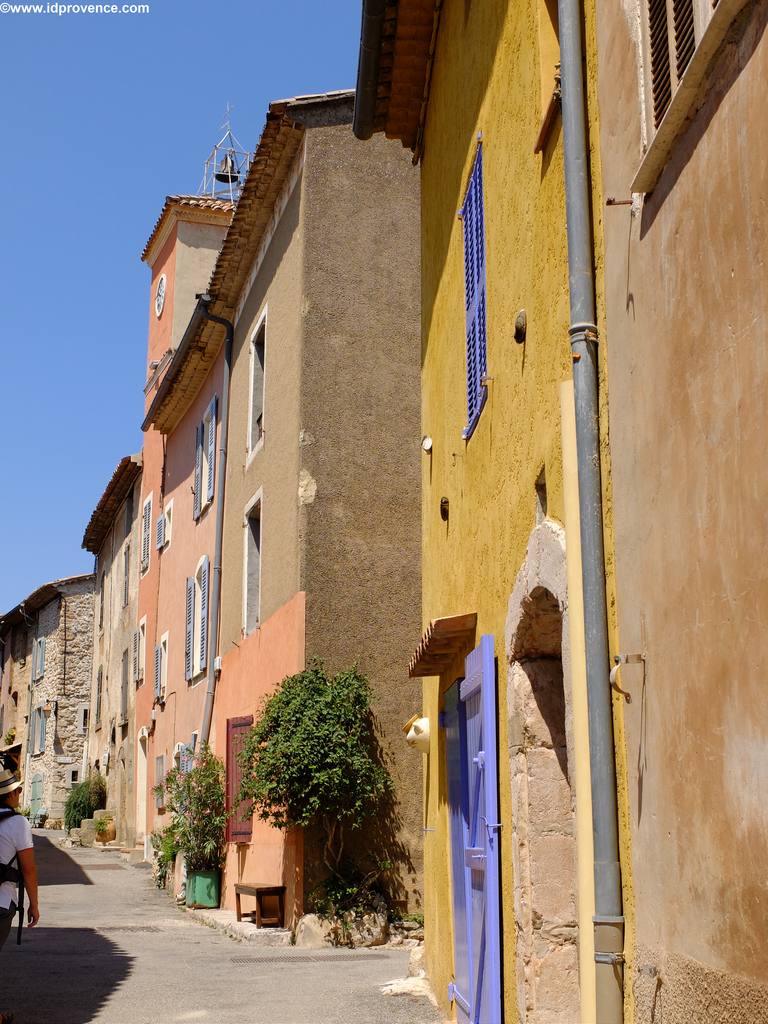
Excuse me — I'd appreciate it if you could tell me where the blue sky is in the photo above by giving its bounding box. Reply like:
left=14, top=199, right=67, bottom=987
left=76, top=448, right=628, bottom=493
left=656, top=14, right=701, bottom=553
left=0, top=1, right=360, bottom=611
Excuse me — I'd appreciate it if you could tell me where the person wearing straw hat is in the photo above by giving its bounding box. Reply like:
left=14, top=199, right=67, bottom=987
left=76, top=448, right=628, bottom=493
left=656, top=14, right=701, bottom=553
left=0, top=767, right=40, bottom=951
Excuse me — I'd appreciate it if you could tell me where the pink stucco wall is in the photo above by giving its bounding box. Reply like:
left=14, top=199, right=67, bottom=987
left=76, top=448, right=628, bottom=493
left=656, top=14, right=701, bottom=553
left=211, top=591, right=306, bottom=922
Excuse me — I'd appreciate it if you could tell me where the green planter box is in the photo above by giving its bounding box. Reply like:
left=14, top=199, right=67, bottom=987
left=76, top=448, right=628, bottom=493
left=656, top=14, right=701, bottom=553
left=186, top=870, right=220, bottom=909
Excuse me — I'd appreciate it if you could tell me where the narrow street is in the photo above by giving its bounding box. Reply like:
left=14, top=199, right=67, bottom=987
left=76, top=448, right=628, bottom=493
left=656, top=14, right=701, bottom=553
left=1, top=833, right=441, bottom=1024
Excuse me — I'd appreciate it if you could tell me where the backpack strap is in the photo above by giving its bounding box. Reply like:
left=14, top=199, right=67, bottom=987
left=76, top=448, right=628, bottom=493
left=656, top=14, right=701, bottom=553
left=0, top=808, right=25, bottom=945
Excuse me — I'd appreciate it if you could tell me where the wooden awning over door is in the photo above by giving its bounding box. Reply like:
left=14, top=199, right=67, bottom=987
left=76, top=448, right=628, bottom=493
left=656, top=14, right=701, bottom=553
left=408, top=613, right=477, bottom=677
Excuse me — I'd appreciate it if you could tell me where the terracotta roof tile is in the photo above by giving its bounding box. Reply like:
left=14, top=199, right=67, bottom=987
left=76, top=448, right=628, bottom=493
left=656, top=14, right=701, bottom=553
left=141, top=195, right=234, bottom=262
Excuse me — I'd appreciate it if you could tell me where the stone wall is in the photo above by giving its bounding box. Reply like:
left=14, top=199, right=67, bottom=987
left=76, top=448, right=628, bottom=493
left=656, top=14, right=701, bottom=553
left=23, top=578, right=95, bottom=821
left=87, top=476, right=142, bottom=847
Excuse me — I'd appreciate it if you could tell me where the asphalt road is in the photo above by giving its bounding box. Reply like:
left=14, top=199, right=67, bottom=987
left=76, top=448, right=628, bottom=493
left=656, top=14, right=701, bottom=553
left=0, top=831, right=442, bottom=1024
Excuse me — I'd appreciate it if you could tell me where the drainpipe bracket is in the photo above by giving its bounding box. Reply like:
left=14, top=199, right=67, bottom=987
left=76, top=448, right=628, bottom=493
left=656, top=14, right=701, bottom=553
left=569, top=321, right=599, bottom=345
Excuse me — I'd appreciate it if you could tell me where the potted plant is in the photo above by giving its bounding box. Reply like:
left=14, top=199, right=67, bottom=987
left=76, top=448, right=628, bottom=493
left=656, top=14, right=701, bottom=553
left=155, top=744, right=227, bottom=909
left=95, top=818, right=109, bottom=844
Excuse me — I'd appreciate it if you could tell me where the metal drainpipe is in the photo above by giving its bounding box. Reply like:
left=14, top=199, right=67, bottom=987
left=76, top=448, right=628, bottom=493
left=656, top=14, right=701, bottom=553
left=352, top=0, right=387, bottom=140
left=556, top=0, right=625, bottom=1019
left=197, top=296, right=233, bottom=747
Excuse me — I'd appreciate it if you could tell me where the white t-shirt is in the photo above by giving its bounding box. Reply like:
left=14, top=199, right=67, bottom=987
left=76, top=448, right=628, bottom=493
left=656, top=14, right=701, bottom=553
left=0, top=813, right=32, bottom=910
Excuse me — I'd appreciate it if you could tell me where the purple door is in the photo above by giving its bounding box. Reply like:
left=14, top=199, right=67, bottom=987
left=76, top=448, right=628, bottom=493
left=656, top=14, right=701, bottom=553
left=447, top=635, right=502, bottom=1024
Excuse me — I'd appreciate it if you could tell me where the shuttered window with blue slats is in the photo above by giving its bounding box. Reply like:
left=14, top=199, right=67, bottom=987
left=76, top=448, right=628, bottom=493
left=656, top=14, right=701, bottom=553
left=460, top=145, right=488, bottom=440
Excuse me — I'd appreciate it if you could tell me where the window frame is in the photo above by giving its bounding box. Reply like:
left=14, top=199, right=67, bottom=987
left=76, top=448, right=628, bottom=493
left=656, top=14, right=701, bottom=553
left=246, top=309, right=268, bottom=464
left=140, top=492, right=153, bottom=574
left=242, top=490, right=263, bottom=636
left=459, top=143, right=489, bottom=442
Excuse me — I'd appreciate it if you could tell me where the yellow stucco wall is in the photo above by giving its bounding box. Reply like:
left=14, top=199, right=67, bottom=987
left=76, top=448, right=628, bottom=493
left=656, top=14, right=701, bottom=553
left=416, top=0, right=629, bottom=1020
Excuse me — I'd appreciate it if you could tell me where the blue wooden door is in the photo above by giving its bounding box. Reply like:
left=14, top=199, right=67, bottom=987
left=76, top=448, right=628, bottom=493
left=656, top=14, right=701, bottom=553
left=447, top=635, right=502, bottom=1024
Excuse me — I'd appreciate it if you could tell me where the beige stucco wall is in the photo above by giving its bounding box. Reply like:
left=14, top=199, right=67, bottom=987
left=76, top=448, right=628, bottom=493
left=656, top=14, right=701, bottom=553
left=219, top=169, right=305, bottom=649
left=298, top=123, right=424, bottom=906
left=87, top=473, right=142, bottom=846
left=596, top=1, right=768, bottom=1018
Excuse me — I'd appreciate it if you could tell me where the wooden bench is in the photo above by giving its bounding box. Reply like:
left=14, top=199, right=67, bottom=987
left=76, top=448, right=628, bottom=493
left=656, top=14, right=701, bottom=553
left=234, top=883, right=286, bottom=927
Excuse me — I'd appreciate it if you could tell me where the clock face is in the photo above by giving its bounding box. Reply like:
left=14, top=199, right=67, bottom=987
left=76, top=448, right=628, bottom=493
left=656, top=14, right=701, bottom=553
left=155, top=274, right=167, bottom=318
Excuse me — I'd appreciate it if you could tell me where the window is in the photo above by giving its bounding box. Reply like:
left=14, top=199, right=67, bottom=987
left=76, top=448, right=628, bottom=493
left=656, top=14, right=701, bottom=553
left=226, top=716, right=254, bottom=842
left=67, top=767, right=80, bottom=788
left=185, top=556, right=210, bottom=681
left=648, top=0, right=696, bottom=126
left=31, top=706, right=46, bottom=754
left=98, top=573, right=105, bottom=630
left=244, top=498, right=261, bottom=635
left=120, top=648, right=129, bottom=724
left=124, top=486, right=134, bottom=540
left=77, top=705, right=89, bottom=735
left=193, top=398, right=217, bottom=520
left=95, top=666, right=103, bottom=725
left=460, top=145, right=488, bottom=441
left=153, top=633, right=168, bottom=701
left=248, top=318, right=266, bottom=454
left=32, top=637, right=46, bottom=681
left=140, top=494, right=152, bottom=572
left=155, top=755, right=166, bottom=809
left=123, top=542, right=130, bottom=607
left=133, top=617, right=146, bottom=685
left=156, top=499, right=173, bottom=551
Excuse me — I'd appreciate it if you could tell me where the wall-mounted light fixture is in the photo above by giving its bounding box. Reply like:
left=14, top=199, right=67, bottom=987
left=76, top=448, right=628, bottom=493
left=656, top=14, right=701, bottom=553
left=403, top=714, right=431, bottom=753
left=421, top=435, right=433, bottom=453
left=440, top=497, right=450, bottom=522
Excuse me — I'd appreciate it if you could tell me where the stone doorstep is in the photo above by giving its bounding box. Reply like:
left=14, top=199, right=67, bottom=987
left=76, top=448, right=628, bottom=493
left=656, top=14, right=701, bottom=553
left=188, top=907, right=293, bottom=947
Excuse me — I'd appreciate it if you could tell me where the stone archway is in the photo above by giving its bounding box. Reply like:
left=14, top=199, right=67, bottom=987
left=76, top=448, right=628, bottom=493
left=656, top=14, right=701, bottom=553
left=506, top=520, right=580, bottom=1024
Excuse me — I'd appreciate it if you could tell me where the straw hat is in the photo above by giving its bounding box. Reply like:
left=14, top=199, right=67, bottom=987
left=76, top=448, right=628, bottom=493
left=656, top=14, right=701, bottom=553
left=0, top=768, right=22, bottom=797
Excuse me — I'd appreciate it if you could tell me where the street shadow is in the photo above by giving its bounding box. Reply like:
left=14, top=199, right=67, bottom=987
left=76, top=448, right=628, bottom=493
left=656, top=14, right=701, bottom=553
left=32, top=834, right=93, bottom=887
left=1, top=927, right=132, bottom=1024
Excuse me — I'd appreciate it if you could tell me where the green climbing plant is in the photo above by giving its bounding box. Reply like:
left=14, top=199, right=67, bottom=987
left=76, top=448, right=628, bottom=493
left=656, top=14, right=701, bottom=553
left=238, top=660, right=392, bottom=874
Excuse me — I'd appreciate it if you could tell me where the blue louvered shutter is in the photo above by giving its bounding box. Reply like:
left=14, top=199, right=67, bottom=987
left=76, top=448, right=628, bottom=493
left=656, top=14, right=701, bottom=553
left=39, top=707, right=47, bottom=752
left=156, top=512, right=165, bottom=550
left=184, top=577, right=194, bottom=681
left=460, top=146, right=488, bottom=440
left=153, top=644, right=162, bottom=698
left=193, top=426, right=202, bottom=520
left=199, top=556, right=210, bottom=672
left=29, top=707, right=36, bottom=753
left=141, top=498, right=151, bottom=569
left=458, top=636, right=501, bottom=1023
left=206, top=397, right=217, bottom=503
left=38, top=637, right=45, bottom=678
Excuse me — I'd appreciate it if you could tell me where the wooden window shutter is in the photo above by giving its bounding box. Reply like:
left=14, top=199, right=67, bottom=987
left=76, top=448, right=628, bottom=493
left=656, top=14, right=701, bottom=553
left=39, top=708, right=46, bottom=753
left=193, top=426, right=203, bottom=520
left=155, top=755, right=165, bottom=809
left=132, top=629, right=139, bottom=683
left=184, top=577, right=195, bottom=681
left=649, top=0, right=672, bottom=125
left=672, top=0, right=695, bottom=79
left=141, top=498, right=151, bottom=570
left=199, top=556, right=210, bottom=672
left=153, top=644, right=162, bottom=699
left=38, top=637, right=46, bottom=678
left=156, top=513, right=165, bottom=550
left=226, top=716, right=254, bottom=843
left=461, top=145, right=488, bottom=440
left=206, top=397, right=217, bottom=503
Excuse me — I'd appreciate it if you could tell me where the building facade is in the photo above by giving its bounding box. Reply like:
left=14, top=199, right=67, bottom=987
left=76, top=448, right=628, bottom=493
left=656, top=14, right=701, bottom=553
left=0, top=575, right=95, bottom=823
left=140, top=90, right=424, bottom=921
left=135, top=194, right=234, bottom=857
left=353, top=1, right=621, bottom=1021
left=82, top=454, right=143, bottom=846
left=596, top=0, right=768, bottom=1019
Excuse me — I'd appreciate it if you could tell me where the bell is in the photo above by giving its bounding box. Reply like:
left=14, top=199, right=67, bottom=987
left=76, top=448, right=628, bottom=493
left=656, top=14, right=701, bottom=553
left=214, top=151, right=238, bottom=184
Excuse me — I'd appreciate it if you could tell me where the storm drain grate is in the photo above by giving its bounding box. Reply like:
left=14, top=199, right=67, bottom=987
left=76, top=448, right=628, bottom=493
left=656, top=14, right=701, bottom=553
left=231, top=953, right=388, bottom=965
